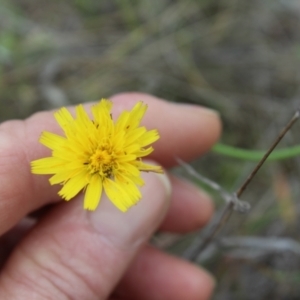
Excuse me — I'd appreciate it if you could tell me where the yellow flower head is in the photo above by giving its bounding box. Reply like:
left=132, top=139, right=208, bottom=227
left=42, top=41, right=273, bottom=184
left=31, top=99, right=162, bottom=212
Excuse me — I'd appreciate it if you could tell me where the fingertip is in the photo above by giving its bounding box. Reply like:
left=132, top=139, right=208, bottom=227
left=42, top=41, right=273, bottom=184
left=180, top=102, right=222, bottom=154
left=114, top=246, right=215, bottom=300
left=111, top=92, right=223, bottom=167
left=160, top=176, right=214, bottom=233
left=186, top=263, right=216, bottom=300
left=187, top=268, right=216, bottom=300
left=153, top=170, right=172, bottom=199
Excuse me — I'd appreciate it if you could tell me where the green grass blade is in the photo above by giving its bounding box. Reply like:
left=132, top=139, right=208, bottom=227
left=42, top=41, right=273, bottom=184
left=212, top=143, right=300, bottom=161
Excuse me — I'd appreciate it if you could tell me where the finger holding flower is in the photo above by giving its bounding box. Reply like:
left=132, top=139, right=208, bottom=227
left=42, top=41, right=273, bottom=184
left=0, top=93, right=221, bottom=300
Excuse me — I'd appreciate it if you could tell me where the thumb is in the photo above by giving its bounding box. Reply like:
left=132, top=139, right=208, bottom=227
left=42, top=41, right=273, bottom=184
left=0, top=171, right=171, bottom=300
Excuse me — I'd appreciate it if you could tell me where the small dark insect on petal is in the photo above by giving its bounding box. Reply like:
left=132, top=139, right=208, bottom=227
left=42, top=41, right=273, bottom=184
left=92, top=120, right=99, bottom=128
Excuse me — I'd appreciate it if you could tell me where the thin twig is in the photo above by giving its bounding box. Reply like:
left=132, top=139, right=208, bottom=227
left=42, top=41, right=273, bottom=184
left=177, top=158, right=250, bottom=212
left=219, top=236, right=300, bottom=256
left=236, top=109, right=300, bottom=198
left=182, top=108, right=300, bottom=262
left=182, top=202, right=234, bottom=261
left=188, top=236, right=300, bottom=263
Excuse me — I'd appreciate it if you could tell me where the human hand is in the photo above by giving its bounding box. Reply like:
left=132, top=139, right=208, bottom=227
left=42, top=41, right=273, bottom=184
left=0, top=93, right=221, bottom=299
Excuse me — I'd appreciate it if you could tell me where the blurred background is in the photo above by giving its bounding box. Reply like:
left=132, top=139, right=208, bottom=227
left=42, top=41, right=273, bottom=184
left=1, top=0, right=300, bottom=298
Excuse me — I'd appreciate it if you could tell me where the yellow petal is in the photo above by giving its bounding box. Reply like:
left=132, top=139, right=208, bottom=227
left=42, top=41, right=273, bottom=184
left=39, top=131, right=66, bottom=150
left=84, top=175, right=103, bottom=211
left=76, top=104, right=91, bottom=124
left=134, top=146, right=154, bottom=158
left=118, top=162, right=140, bottom=177
left=116, top=174, right=141, bottom=203
left=134, top=161, right=163, bottom=173
left=103, top=179, right=128, bottom=212
left=54, top=107, right=74, bottom=136
left=138, top=129, right=160, bottom=147
left=92, top=99, right=113, bottom=129
left=31, top=157, right=66, bottom=174
left=117, top=154, right=137, bottom=162
left=124, top=127, right=147, bottom=146
left=115, top=111, right=130, bottom=132
left=127, top=102, right=147, bottom=129
left=58, top=171, right=87, bottom=200
left=49, top=168, right=84, bottom=185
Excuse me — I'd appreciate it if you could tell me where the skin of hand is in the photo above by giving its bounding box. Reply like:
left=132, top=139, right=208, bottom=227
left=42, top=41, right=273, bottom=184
left=0, top=93, right=221, bottom=300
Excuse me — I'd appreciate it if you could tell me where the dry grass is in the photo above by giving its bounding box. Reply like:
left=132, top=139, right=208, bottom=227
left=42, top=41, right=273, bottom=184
left=1, top=0, right=300, bottom=298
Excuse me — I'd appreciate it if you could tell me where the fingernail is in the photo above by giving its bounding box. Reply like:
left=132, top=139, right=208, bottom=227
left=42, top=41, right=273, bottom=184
left=155, top=172, right=172, bottom=198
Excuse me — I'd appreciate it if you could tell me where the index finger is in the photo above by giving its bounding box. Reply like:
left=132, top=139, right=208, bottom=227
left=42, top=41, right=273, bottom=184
left=0, top=93, right=221, bottom=235
left=110, top=93, right=221, bottom=167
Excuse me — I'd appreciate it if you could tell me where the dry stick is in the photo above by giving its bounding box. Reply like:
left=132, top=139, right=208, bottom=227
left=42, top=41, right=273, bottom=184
left=185, top=109, right=300, bottom=262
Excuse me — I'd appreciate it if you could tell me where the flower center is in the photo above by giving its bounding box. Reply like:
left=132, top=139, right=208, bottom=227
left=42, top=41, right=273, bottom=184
left=88, top=147, right=115, bottom=178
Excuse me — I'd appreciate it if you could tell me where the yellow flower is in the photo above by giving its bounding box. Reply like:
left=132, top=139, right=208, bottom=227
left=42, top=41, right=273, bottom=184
left=31, top=99, right=162, bottom=211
